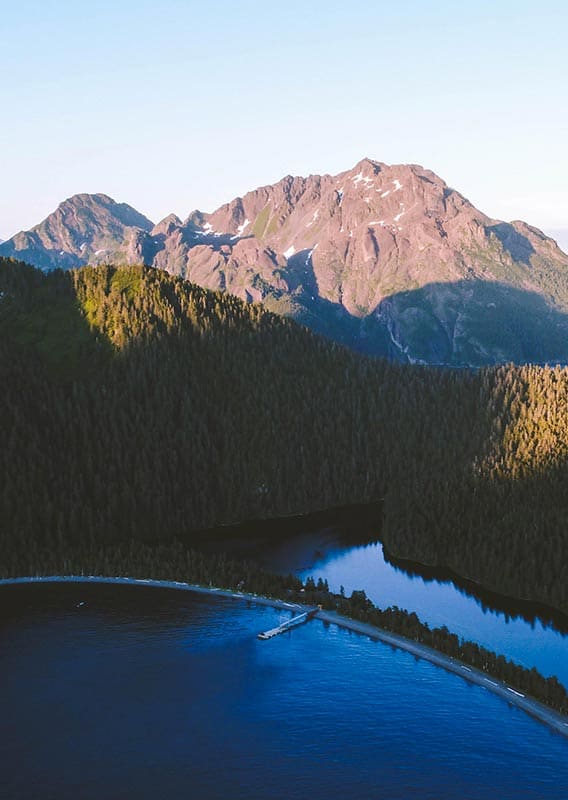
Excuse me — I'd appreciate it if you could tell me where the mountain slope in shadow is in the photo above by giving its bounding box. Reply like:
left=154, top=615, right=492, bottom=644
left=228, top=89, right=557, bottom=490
left=272, top=278, right=568, bottom=367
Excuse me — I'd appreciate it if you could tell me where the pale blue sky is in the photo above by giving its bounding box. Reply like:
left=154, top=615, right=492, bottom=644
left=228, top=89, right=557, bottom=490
left=1, top=0, right=567, bottom=247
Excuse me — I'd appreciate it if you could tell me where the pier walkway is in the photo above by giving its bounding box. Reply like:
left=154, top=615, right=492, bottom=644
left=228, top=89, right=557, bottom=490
left=257, top=608, right=318, bottom=639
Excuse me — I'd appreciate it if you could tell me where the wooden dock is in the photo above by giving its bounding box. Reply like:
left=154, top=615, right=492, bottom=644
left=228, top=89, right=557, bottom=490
left=257, top=608, right=318, bottom=640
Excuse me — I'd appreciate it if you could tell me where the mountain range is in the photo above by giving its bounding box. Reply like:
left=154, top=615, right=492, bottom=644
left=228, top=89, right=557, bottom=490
left=3, top=158, right=568, bottom=366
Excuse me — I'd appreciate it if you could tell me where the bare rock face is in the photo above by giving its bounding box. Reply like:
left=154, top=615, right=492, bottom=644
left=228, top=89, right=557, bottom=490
left=0, top=194, right=154, bottom=271
left=4, top=160, right=568, bottom=365
left=149, top=158, right=568, bottom=365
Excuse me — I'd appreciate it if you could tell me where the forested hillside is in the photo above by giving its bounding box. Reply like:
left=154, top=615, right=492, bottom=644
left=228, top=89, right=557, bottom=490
left=2, top=258, right=568, bottom=613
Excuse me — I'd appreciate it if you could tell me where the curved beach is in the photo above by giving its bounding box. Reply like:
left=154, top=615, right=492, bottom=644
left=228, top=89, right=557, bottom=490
left=2, top=574, right=568, bottom=739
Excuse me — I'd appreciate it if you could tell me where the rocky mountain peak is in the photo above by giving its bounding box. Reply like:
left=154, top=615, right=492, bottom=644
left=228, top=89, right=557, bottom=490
left=347, top=156, right=384, bottom=177
left=152, top=213, right=183, bottom=237
left=0, top=193, right=154, bottom=270
left=150, top=158, right=568, bottom=364
left=53, top=193, right=154, bottom=232
left=3, top=160, right=568, bottom=365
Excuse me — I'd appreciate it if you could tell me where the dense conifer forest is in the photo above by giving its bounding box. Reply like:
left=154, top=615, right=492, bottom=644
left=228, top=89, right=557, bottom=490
left=2, top=258, right=568, bottom=615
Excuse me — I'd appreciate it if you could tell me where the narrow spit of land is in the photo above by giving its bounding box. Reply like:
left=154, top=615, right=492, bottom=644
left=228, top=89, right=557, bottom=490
left=2, top=575, right=568, bottom=740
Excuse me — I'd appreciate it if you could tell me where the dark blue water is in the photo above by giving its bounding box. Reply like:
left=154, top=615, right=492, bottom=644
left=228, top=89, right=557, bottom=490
left=1, top=583, right=567, bottom=799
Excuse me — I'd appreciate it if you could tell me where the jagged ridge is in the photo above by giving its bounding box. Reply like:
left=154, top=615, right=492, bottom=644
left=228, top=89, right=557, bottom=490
left=2, top=159, right=568, bottom=365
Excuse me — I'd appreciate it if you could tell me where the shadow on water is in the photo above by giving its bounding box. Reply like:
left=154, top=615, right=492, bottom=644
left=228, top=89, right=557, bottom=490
left=184, top=501, right=383, bottom=562
left=383, top=547, right=568, bottom=635
left=187, top=498, right=568, bottom=636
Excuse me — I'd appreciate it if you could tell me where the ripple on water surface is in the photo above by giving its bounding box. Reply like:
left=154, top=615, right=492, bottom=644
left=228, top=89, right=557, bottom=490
left=0, top=583, right=567, bottom=800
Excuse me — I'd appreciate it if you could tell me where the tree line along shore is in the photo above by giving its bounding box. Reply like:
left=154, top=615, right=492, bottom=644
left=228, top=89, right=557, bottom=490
left=1, top=540, right=566, bottom=718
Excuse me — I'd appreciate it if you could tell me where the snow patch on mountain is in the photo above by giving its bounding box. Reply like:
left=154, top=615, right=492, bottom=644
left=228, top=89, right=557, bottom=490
left=306, top=210, right=319, bottom=227
left=352, top=172, right=374, bottom=187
